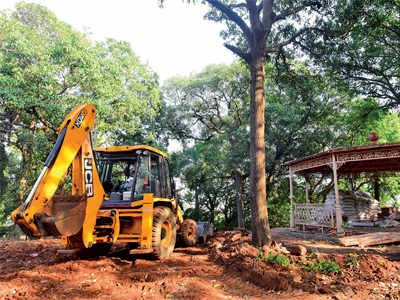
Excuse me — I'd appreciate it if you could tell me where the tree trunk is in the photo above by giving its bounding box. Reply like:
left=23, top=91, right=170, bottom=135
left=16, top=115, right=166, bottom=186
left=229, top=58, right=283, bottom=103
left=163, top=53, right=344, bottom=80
left=233, top=169, right=245, bottom=228
left=194, top=187, right=200, bottom=220
left=249, top=55, right=271, bottom=246
left=210, top=207, right=215, bottom=227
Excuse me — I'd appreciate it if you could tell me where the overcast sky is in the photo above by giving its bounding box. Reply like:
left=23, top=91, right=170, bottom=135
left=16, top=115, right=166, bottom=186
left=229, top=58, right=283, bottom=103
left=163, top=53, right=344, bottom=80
left=0, top=0, right=236, bottom=83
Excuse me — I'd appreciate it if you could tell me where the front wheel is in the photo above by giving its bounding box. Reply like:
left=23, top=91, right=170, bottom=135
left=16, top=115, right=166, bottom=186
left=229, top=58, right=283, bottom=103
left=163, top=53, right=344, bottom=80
left=152, top=206, right=177, bottom=259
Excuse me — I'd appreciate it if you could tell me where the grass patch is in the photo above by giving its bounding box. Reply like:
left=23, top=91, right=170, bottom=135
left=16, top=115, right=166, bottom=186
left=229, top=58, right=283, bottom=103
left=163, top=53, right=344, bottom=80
left=299, top=258, right=342, bottom=274
left=255, top=252, right=291, bottom=266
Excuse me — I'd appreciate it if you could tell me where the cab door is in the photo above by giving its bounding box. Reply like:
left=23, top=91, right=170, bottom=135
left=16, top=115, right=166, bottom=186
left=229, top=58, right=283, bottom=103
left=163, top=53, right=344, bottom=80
left=133, top=152, right=151, bottom=201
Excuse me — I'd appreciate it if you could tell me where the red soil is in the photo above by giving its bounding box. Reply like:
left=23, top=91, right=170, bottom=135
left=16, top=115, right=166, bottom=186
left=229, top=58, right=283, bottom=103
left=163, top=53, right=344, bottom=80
left=0, top=230, right=399, bottom=300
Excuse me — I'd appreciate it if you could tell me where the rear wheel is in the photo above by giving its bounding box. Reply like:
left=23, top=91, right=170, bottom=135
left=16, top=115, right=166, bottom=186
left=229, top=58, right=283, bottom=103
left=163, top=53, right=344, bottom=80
left=181, top=219, right=197, bottom=247
left=152, top=206, right=176, bottom=259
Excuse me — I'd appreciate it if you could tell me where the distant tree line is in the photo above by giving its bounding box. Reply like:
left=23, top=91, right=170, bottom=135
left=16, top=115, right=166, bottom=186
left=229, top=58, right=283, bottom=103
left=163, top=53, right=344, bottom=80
left=1, top=2, right=400, bottom=239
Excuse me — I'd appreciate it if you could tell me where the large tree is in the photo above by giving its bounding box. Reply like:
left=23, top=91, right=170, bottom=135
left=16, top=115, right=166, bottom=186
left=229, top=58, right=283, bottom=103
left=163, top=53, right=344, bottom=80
left=164, top=59, right=351, bottom=228
left=182, top=0, right=354, bottom=246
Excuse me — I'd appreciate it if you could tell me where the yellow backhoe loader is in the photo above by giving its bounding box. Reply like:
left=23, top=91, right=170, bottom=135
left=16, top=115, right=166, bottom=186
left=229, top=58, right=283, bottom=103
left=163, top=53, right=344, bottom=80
left=12, top=104, right=198, bottom=258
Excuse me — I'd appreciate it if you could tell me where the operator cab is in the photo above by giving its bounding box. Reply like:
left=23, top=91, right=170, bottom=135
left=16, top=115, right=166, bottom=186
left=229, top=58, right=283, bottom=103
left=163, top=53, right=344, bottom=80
left=95, top=145, right=175, bottom=208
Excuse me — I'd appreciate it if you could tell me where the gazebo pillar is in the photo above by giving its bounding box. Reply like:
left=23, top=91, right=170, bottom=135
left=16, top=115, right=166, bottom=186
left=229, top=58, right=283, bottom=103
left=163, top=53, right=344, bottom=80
left=289, top=167, right=295, bottom=229
left=332, top=154, right=344, bottom=235
left=305, top=175, right=310, bottom=203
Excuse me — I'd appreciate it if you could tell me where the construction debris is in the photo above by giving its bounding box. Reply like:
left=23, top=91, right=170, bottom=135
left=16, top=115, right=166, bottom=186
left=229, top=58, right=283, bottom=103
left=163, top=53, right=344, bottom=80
left=376, top=218, right=400, bottom=228
left=326, top=190, right=381, bottom=222
left=347, top=210, right=400, bottom=228
left=339, top=232, right=400, bottom=247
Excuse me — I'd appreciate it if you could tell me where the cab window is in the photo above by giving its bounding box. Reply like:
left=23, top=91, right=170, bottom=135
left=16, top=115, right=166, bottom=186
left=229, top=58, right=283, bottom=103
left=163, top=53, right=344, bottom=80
left=150, top=154, right=161, bottom=197
left=133, top=154, right=150, bottom=201
left=162, top=158, right=172, bottom=198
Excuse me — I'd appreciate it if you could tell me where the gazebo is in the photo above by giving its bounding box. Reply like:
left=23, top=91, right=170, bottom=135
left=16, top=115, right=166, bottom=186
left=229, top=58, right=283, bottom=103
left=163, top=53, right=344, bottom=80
left=285, top=142, right=400, bottom=235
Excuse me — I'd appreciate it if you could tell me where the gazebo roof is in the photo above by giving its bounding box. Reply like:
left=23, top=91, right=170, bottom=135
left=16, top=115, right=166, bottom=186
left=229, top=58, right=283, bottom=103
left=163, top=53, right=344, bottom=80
left=285, top=142, right=400, bottom=175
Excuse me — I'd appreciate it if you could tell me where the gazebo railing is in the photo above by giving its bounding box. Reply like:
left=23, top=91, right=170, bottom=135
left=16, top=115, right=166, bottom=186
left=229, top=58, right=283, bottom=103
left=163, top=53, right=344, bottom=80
left=294, top=203, right=335, bottom=228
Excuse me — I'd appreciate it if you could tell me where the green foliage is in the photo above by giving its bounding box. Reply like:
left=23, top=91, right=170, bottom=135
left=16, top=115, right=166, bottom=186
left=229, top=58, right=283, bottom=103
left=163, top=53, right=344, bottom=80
left=164, top=62, right=251, bottom=226
left=337, top=97, right=399, bottom=147
left=299, top=258, right=342, bottom=274
left=335, top=96, right=400, bottom=206
left=0, top=3, right=161, bottom=227
left=304, top=0, right=400, bottom=108
left=256, top=252, right=291, bottom=267
left=346, top=253, right=359, bottom=268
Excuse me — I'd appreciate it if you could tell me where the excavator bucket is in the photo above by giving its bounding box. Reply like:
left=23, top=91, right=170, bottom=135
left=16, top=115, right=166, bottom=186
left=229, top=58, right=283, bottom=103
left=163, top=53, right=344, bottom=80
left=51, top=195, right=87, bottom=236
left=34, top=195, right=87, bottom=237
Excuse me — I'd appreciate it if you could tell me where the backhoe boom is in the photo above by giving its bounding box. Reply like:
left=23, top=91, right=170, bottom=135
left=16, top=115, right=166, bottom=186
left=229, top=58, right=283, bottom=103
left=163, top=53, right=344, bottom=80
left=12, top=104, right=105, bottom=248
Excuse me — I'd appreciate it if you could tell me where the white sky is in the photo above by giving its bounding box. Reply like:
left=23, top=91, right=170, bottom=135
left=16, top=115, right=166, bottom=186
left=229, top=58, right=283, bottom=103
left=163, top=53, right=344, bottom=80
left=0, top=0, right=236, bottom=83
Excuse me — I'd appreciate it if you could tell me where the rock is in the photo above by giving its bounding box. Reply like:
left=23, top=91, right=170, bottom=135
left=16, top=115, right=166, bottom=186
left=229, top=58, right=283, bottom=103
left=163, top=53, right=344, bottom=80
left=231, top=233, right=242, bottom=242
left=215, top=237, right=225, bottom=242
left=285, top=245, right=307, bottom=256
left=212, top=241, right=222, bottom=250
left=279, top=246, right=290, bottom=255
left=239, top=243, right=259, bottom=258
left=318, top=286, right=332, bottom=294
left=293, top=275, right=302, bottom=283
left=315, top=273, right=329, bottom=283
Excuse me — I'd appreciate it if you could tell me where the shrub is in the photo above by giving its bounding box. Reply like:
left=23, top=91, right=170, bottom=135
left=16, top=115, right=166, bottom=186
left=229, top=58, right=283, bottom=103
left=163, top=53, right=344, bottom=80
left=346, top=253, right=359, bottom=268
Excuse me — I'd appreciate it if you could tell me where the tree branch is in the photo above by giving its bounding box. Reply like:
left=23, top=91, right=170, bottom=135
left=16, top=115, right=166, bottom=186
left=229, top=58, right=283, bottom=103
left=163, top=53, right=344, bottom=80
left=205, top=0, right=252, bottom=42
left=257, top=2, right=263, bottom=15
left=273, top=1, right=321, bottom=23
left=228, top=3, right=247, bottom=9
left=30, top=106, right=58, bottom=133
left=246, top=0, right=263, bottom=33
left=262, top=0, right=275, bottom=30
left=266, top=26, right=322, bottom=53
left=224, top=43, right=250, bottom=62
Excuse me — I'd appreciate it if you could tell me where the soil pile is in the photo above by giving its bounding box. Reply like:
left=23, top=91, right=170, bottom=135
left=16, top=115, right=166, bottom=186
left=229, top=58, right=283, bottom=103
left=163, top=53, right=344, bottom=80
left=207, top=230, right=400, bottom=299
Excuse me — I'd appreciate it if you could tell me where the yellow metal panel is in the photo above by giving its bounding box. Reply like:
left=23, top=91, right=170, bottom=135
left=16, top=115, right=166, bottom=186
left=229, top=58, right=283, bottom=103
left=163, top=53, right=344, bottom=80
left=95, top=145, right=168, bottom=158
left=140, top=193, right=154, bottom=249
left=80, top=137, right=106, bottom=247
left=177, top=205, right=184, bottom=225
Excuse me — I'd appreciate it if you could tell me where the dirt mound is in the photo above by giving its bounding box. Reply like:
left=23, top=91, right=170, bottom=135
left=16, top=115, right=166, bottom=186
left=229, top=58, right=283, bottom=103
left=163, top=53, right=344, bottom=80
left=207, top=230, right=400, bottom=298
left=208, top=231, right=293, bottom=291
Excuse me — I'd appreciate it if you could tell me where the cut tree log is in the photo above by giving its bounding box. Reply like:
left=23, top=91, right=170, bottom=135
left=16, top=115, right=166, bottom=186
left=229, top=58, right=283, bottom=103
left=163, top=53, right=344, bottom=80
left=339, top=232, right=400, bottom=247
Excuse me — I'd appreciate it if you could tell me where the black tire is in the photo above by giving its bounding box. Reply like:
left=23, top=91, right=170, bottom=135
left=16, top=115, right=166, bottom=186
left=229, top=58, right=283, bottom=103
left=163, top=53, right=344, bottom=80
left=152, top=206, right=177, bottom=259
left=181, top=219, right=197, bottom=247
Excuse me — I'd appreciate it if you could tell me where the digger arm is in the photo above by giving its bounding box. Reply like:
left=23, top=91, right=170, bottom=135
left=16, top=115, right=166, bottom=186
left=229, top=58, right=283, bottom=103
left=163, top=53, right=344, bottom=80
left=12, top=104, right=105, bottom=248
